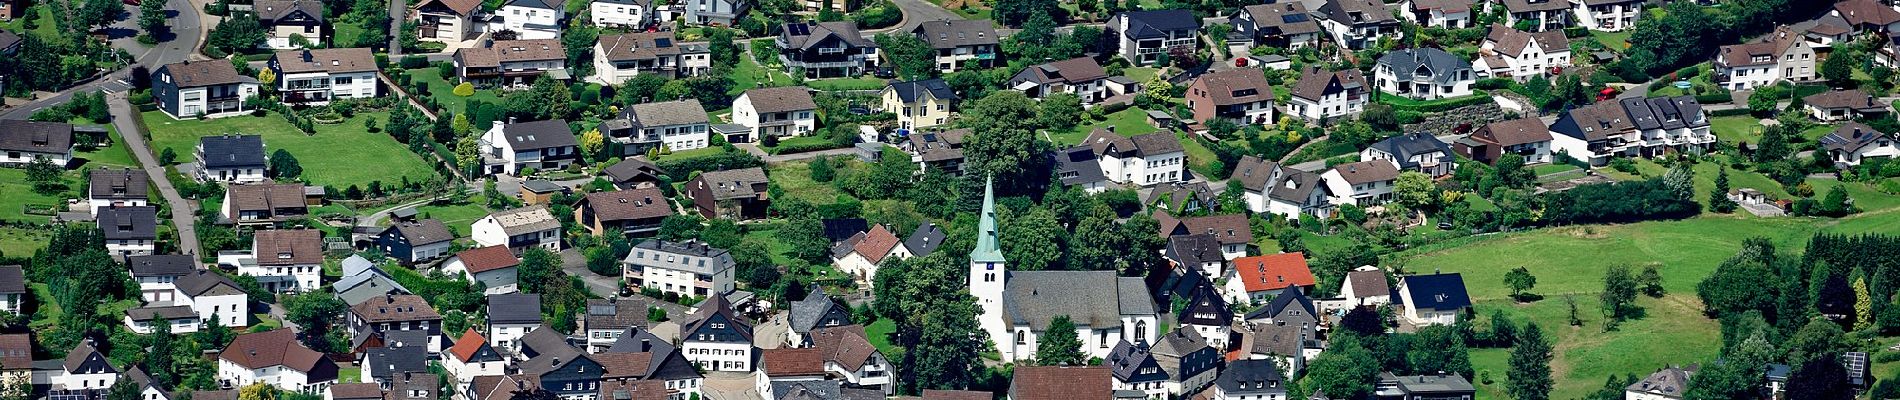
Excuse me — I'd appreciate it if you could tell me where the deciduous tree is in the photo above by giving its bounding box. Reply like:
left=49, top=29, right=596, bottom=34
left=1035, top=315, right=1086, bottom=365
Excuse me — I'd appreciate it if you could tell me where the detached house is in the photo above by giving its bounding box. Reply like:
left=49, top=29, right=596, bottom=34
left=900, top=128, right=967, bottom=174
left=686, top=167, right=771, bottom=220
left=1821, top=122, right=1900, bottom=167
left=1163, top=234, right=1223, bottom=279
left=489, top=0, right=566, bottom=39
left=1081, top=129, right=1187, bottom=186
left=197, top=134, right=267, bottom=183
left=130, top=254, right=195, bottom=303
left=60, top=341, right=116, bottom=392
left=578, top=187, right=675, bottom=236
left=442, top=245, right=521, bottom=293
left=1231, top=3, right=1322, bottom=49
left=1713, top=27, right=1818, bottom=91
left=1377, top=373, right=1477, bottom=399
left=1149, top=331, right=1222, bottom=397
left=831, top=224, right=906, bottom=285
left=232, top=229, right=324, bottom=293
left=0, top=267, right=20, bottom=314
left=776, top=22, right=878, bottom=78
left=1494, top=0, right=1572, bottom=31
left=1341, top=266, right=1392, bottom=307
left=1211, top=359, right=1287, bottom=400
left=444, top=330, right=507, bottom=388
left=88, top=168, right=149, bottom=214
left=1395, top=272, right=1471, bottom=326
left=592, top=32, right=694, bottom=84
left=1322, top=160, right=1401, bottom=207
left=881, top=78, right=957, bottom=129
left=1223, top=252, right=1315, bottom=304
left=1105, top=341, right=1169, bottom=399
left=486, top=294, right=543, bottom=353
left=1010, top=57, right=1112, bottom=103
left=787, top=289, right=852, bottom=347
left=479, top=118, right=579, bottom=175
left=1230, top=156, right=1332, bottom=219
left=471, top=205, right=564, bottom=252
left=734, top=87, right=818, bottom=140
left=1832, top=0, right=1900, bottom=34
left=591, top=0, right=654, bottom=29
left=1362, top=132, right=1455, bottom=177
left=1375, top=48, right=1475, bottom=100
left=268, top=47, right=378, bottom=104
left=1316, top=0, right=1401, bottom=50
left=254, top=0, right=326, bottom=49
left=1476, top=23, right=1571, bottom=81
left=1626, top=366, right=1695, bottom=400
left=1108, top=10, right=1200, bottom=66
left=97, top=206, right=158, bottom=258
left=1187, top=69, right=1276, bottom=126
left=604, top=99, right=712, bottom=155
left=1160, top=213, right=1254, bottom=259
left=1571, top=0, right=1642, bottom=31
left=374, top=220, right=456, bottom=264
left=413, top=0, right=483, bottom=42
left=219, top=328, right=340, bottom=393
left=911, top=19, right=998, bottom=72
left=1286, top=67, right=1368, bottom=123
left=153, top=60, right=260, bottom=119
left=1456, top=117, right=1553, bottom=164
left=681, top=296, right=756, bottom=372
left=1804, top=89, right=1889, bottom=122
left=1398, top=0, right=1475, bottom=29
left=624, top=239, right=736, bottom=299
left=684, top=0, right=748, bottom=26
left=602, top=328, right=708, bottom=399
left=173, top=270, right=249, bottom=328
left=0, top=120, right=74, bottom=167
left=453, top=39, right=567, bottom=88
left=348, top=294, right=444, bottom=354
left=222, top=182, right=313, bottom=225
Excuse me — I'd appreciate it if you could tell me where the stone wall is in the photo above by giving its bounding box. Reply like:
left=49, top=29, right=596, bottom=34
left=1401, top=102, right=1516, bottom=136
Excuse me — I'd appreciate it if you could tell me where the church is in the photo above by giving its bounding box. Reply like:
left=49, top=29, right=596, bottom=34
left=969, top=177, right=1161, bottom=363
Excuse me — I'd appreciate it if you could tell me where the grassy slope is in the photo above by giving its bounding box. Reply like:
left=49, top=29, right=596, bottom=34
left=412, top=196, right=494, bottom=237
left=141, top=111, right=437, bottom=189
left=408, top=68, right=503, bottom=114
left=1046, top=108, right=1159, bottom=146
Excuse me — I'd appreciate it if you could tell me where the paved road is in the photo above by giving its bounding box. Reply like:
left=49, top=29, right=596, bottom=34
left=107, top=92, right=202, bottom=257
left=733, top=143, right=864, bottom=163
left=867, top=0, right=958, bottom=35
left=1, top=0, right=204, bottom=120
left=388, top=0, right=408, bottom=56
left=561, top=248, right=622, bottom=296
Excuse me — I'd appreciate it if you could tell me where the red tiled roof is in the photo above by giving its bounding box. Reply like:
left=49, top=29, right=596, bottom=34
left=455, top=245, right=521, bottom=274
left=1231, top=253, right=1315, bottom=292
left=760, top=348, right=828, bottom=377
left=447, top=329, right=489, bottom=362
left=852, top=224, right=902, bottom=264
left=221, top=328, right=329, bottom=372
left=1011, top=366, right=1112, bottom=400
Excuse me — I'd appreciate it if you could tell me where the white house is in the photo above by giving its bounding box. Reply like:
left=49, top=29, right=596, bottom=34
left=602, top=99, right=712, bottom=155
left=172, top=270, right=249, bottom=328
left=1804, top=89, right=1889, bottom=123
left=1548, top=96, right=1714, bottom=164
left=1398, top=0, right=1474, bottom=29
left=1362, top=132, right=1456, bottom=177
left=471, top=205, right=564, bottom=253
left=485, top=293, right=543, bottom=354
left=1210, top=359, right=1287, bottom=400
left=87, top=168, right=149, bottom=214
left=1457, top=117, right=1554, bottom=165
left=0, top=120, right=75, bottom=167
left=478, top=118, right=580, bottom=176
left=591, top=32, right=694, bottom=84
left=489, top=0, right=565, bottom=39
left=452, top=39, right=568, bottom=88
left=1285, top=68, right=1368, bottom=123
left=0, top=267, right=21, bottom=315
left=1230, top=156, right=1332, bottom=219
left=1339, top=266, right=1392, bottom=307
left=733, top=87, right=817, bottom=141
left=1081, top=129, right=1187, bottom=186
left=196, top=134, right=268, bottom=183
left=1571, top=0, right=1642, bottom=31
left=1375, top=48, right=1475, bottom=100
left=129, top=255, right=195, bottom=303
left=1821, top=122, right=1900, bottom=167
left=442, top=329, right=508, bottom=390
left=1395, top=273, right=1470, bottom=327
left=911, top=19, right=999, bottom=72
left=412, top=0, right=483, bottom=42
left=591, top=0, right=650, bottom=28
left=1223, top=253, right=1316, bottom=305
left=218, top=329, right=340, bottom=393
left=97, top=206, right=158, bottom=258
left=60, top=342, right=116, bottom=391
left=440, top=245, right=521, bottom=294
left=830, top=224, right=909, bottom=287
left=623, top=239, right=736, bottom=299
left=124, top=305, right=200, bottom=334
left=1316, top=0, right=1402, bottom=50
left=152, top=60, right=261, bottom=119
left=1108, top=10, right=1200, bottom=66
left=1712, top=27, right=1817, bottom=91
left=1475, top=24, right=1571, bottom=81
left=1321, top=160, right=1400, bottom=207
left=683, top=0, right=748, bottom=26
left=1496, top=0, right=1573, bottom=32
left=1008, top=57, right=1112, bottom=103
left=267, top=48, right=379, bottom=105
left=224, top=229, right=324, bottom=293
left=681, top=296, right=756, bottom=372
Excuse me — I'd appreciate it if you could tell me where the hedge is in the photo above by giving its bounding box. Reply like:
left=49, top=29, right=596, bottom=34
left=1383, top=93, right=1494, bottom=113
left=1710, top=108, right=1753, bottom=117
left=1539, top=179, right=1699, bottom=225
left=769, top=140, right=850, bottom=155
left=654, top=150, right=765, bottom=181
left=1694, top=92, right=1733, bottom=104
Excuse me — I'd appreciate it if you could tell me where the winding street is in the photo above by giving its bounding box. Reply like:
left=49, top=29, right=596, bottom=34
left=0, top=0, right=205, bottom=120
left=106, top=92, right=201, bottom=257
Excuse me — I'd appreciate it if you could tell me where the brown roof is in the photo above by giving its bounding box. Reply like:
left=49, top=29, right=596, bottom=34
left=591, top=352, right=653, bottom=379
left=1473, top=117, right=1554, bottom=147
left=1560, top=101, right=1635, bottom=140
left=417, top=0, right=482, bottom=14
left=851, top=224, right=901, bottom=264
left=350, top=294, right=443, bottom=323
left=456, top=39, right=566, bottom=68
left=598, top=32, right=683, bottom=62
left=598, top=378, right=668, bottom=400
left=1083, top=129, right=1184, bottom=158
left=253, top=229, right=323, bottom=266
left=1240, top=2, right=1321, bottom=36
left=89, top=168, right=149, bottom=200
left=1345, top=268, right=1390, bottom=298
left=160, top=60, right=247, bottom=87
left=810, top=325, right=880, bottom=371
left=0, top=334, right=27, bottom=370
left=583, top=187, right=675, bottom=222
left=1291, top=68, right=1365, bottom=101
left=1407, top=0, right=1471, bottom=12
left=1719, top=41, right=1783, bottom=67
left=760, top=348, right=828, bottom=377
left=1011, top=366, right=1113, bottom=400
left=221, top=328, right=331, bottom=372
left=1805, top=89, right=1884, bottom=110
left=1331, top=160, right=1400, bottom=184
left=742, top=86, right=818, bottom=113
left=1836, top=0, right=1900, bottom=27
left=1191, top=69, right=1274, bottom=106
left=1023, top=57, right=1108, bottom=85
left=1485, top=24, right=1568, bottom=58
left=1497, top=0, right=1569, bottom=13
left=391, top=219, right=455, bottom=245
left=447, top=329, right=490, bottom=362
left=274, top=48, right=377, bottom=74
left=226, top=182, right=306, bottom=213
left=1175, top=214, right=1253, bottom=246
left=695, top=167, right=770, bottom=200
left=470, top=375, right=541, bottom=400
left=921, top=390, right=993, bottom=400
left=329, top=383, right=385, bottom=400
left=454, top=245, right=520, bottom=274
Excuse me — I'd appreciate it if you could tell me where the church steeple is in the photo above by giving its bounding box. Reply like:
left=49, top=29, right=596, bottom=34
left=970, top=175, right=1005, bottom=263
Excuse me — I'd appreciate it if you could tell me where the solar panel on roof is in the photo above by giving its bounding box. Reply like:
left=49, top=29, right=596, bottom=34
left=923, top=133, right=938, bottom=142
left=655, top=38, right=672, bottom=47
left=788, top=23, right=810, bottom=36
left=1281, top=14, right=1308, bottom=23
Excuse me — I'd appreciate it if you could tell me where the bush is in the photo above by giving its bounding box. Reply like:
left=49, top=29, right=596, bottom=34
left=1394, top=110, right=1425, bottom=124
left=1694, top=92, right=1733, bottom=104
left=1710, top=108, right=1753, bottom=117
left=452, top=82, right=475, bottom=97
left=398, top=55, right=430, bottom=69
left=1540, top=179, right=1701, bottom=225
left=770, top=140, right=849, bottom=155
left=653, top=151, right=764, bottom=181
left=760, top=134, right=780, bottom=147
left=1609, top=158, right=1638, bottom=174
left=1474, top=78, right=1516, bottom=91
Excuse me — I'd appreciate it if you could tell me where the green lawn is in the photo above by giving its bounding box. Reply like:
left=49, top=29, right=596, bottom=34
left=1377, top=92, right=1492, bottom=110
left=410, top=197, right=493, bottom=237
left=732, top=54, right=796, bottom=97
left=1709, top=116, right=1764, bottom=145
left=1465, top=295, right=1719, bottom=400
left=1283, top=138, right=1359, bottom=165
left=0, top=168, right=75, bottom=223
left=1046, top=108, right=1159, bottom=146
left=1532, top=163, right=1580, bottom=176
left=408, top=68, right=502, bottom=114
left=656, top=146, right=733, bottom=161
left=0, top=227, right=50, bottom=258
left=141, top=111, right=438, bottom=189
left=74, top=120, right=138, bottom=168
left=766, top=160, right=855, bottom=203
left=764, top=136, right=842, bottom=154
left=864, top=319, right=902, bottom=358
left=0, top=6, right=65, bottom=45
left=1124, top=67, right=1162, bottom=83
left=805, top=77, right=888, bottom=91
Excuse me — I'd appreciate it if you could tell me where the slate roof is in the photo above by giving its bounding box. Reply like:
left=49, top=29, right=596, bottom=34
left=364, top=343, right=429, bottom=380
left=129, top=254, right=196, bottom=277
left=1319, top=0, right=1397, bottom=25
left=1822, top=122, right=1890, bottom=153
left=1011, top=366, right=1113, bottom=400
left=175, top=269, right=244, bottom=297
left=1485, top=24, right=1568, bottom=58
left=913, top=18, right=997, bottom=49
left=488, top=293, right=544, bottom=324
left=222, top=328, right=331, bottom=372
left=583, top=187, right=674, bottom=222
left=1230, top=156, right=1325, bottom=203
left=225, top=182, right=306, bottom=214
left=1406, top=0, right=1471, bottom=12
left=505, top=0, right=565, bottom=11
left=1244, top=318, right=1317, bottom=356
left=1165, top=233, right=1223, bottom=267
left=485, top=205, right=563, bottom=235
left=0, top=31, right=19, bottom=51
left=584, top=298, right=648, bottom=332
left=160, top=60, right=249, bottom=87
left=681, top=296, right=753, bottom=343
left=126, top=305, right=198, bottom=321
left=624, top=99, right=710, bottom=128
left=1331, top=160, right=1400, bottom=185
left=888, top=78, right=959, bottom=103
left=1627, top=366, right=1693, bottom=398
left=598, top=32, right=683, bottom=62
left=254, top=0, right=322, bottom=21
left=742, top=86, right=819, bottom=113
left=780, top=21, right=874, bottom=50
left=1018, top=57, right=1108, bottom=85
left=97, top=206, right=158, bottom=240
left=0, top=120, right=74, bottom=154
left=273, top=48, right=376, bottom=74
left=696, top=167, right=770, bottom=200
left=903, top=223, right=947, bottom=257
left=1253, top=286, right=1317, bottom=324
left=1105, top=340, right=1167, bottom=383
left=1055, top=145, right=1110, bottom=186
left=1550, top=101, right=1635, bottom=141
left=1345, top=268, right=1391, bottom=298
left=604, top=157, right=667, bottom=184
left=1216, top=359, right=1287, bottom=394
left=1472, top=117, right=1553, bottom=147
left=1366, top=133, right=1452, bottom=169
left=0, top=266, right=20, bottom=295
left=1170, top=214, right=1254, bottom=246
left=1115, top=10, right=1200, bottom=40
left=352, top=294, right=441, bottom=323
left=1083, top=129, right=1184, bottom=158
left=498, top=119, right=578, bottom=150
left=1805, top=89, right=1886, bottom=111
left=1002, top=271, right=1154, bottom=330
left=199, top=135, right=266, bottom=169
left=1400, top=273, right=1471, bottom=310
left=1384, top=372, right=1476, bottom=394
left=1378, top=48, right=1471, bottom=85
left=1236, top=2, right=1321, bottom=38
left=389, top=219, right=455, bottom=245
left=455, top=39, right=566, bottom=68
left=416, top=0, right=482, bottom=14
left=1191, top=69, right=1275, bottom=106
left=1497, top=0, right=1569, bottom=13
left=329, top=383, right=385, bottom=400
left=1622, top=96, right=1707, bottom=131
left=454, top=245, right=520, bottom=274
left=1232, top=253, right=1315, bottom=293
left=1291, top=68, right=1365, bottom=102
left=88, top=168, right=149, bottom=200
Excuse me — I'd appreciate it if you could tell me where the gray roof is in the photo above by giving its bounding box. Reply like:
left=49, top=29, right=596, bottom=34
left=254, top=0, right=323, bottom=21
left=0, top=266, right=19, bottom=295
left=499, top=120, right=578, bottom=150
left=887, top=78, right=958, bottom=103
left=1231, top=156, right=1325, bottom=203
left=88, top=168, right=150, bottom=200
left=198, top=135, right=266, bottom=169
left=1377, top=48, right=1472, bottom=86
left=0, top=120, right=74, bottom=155
left=1366, top=133, right=1452, bottom=169
left=903, top=223, right=947, bottom=257
left=1245, top=319, right=1318, bottom=357
left=335, top=266, right=410, bottom=306
left=485, top=206, right=563, bottom=235
left=625, top=99, right=710, bottom=128
left=1822, top=122, right=1889, bottom=154
left=505, top=0, right=565, bottom=11
left=389, top=219, right=455, bottom=245
left=175, top=270, right=244, bottom=297
left=97, top=206, right=158, bottom=240
left=780, top=22, right=874, bottom=51
left=694, top=167, right=770, bottom=201
left=628, top=239, right=735, bottom=275
left=364, top=342, right=429, bottom=380
left=1215, top=359, right=1286, bottom=395
left=1622, top=95, right=1707, bottom=131
left=1055, top=146, right=1110, bottom=187
left=1003, top=271, right=1154, bottom=331
left=273, top=48, right=376, bottom=74
left=911, top=19, right=998, bottom=49
left=1627, top=366, right=1693, bottom=398
left=788, top=288, right=849, bottom=334
left=129, top=255, right=197, bottom=277
left=126, top=305, right=199, bottom=321
left=488, top=293, right=544, bottom=324
left=1383, top=373, right=1476, bottom=394
left=1104, top=341, right=1167, bottom=382
left=1164, top=234, right=1223, bottom=267
left=1114, top=10, right=1200, bottom=40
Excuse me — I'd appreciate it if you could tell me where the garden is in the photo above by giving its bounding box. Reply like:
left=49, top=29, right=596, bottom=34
left=139, top=110, right=439, bottom=190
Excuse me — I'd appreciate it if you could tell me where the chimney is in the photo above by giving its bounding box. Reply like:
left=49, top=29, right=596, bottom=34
left=552, top=357, right=561, bottom=366
left=386, top=294, right=395, bottom=304
left=641, top=338, right=651, bottom=352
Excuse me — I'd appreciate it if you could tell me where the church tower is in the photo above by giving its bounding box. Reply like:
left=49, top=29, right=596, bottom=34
left=969, top=176, right=1008, bottom=345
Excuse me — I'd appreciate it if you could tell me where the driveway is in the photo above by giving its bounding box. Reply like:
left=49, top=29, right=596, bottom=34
left=107, top=92, right=202, bottom=256
left=701, top=371, right=764, bottom=400
left=753, top=313, right=789, bottom=350
left=560, top=248, right=622, bottom=297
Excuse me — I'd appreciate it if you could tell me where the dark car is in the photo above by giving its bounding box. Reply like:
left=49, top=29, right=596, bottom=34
left=872, top=67, right=896, bottom=79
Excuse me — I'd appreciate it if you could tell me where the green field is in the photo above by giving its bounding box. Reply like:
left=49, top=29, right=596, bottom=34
left=1465, top=294, right=1719, bottom=400
left=766, top=159, right=856, bottom=203
left=141, top=111, right=438, bottom=189
left=410, top=197, right=494, bottom=237
left=1046, top=108, right=1160, bottom=146
left=0, top=168, right=74, bottom=223
left=407, top=68, right=503, bottom=114
left=732, top=53, right=796, bottom=98
left=73, top=120, right=139, bottom=168
left=0, top=227, right=50, bottom=258
left=805, top=77, right=888, bottom=91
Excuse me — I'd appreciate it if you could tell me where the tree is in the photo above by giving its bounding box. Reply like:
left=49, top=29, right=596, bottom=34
left=810, top=155, right=836, bottom=182
left=782, top=218, right=833, bottom=264
left=159, top=147, right=177, bottom=165
left=1663, top=164, right=1695, bottom=201
left=268, top=149, right=302, bottom=180
left=24, top=158, right=62, bottom=195
left=1785, top=318, right=1847, bottom=366
left=139, top=0, right=168, bottom=37
left=1037, top=93, right=1083, bottom=130
left=1489, top=309, right=1517, bottom=346
left=578, top=129, right=604, bottom=161
left=1002, top=207, right=1065, bottom=271
left=1821, top=52, right=1853, bottom=87
left=144, top=321, right=175, bottom=387
left=1504, top=266, right=1537, bottom=301
left=1307, top=333, right=1380, bottom=399
left=912, top=288, right=984, bottom=390
left=519, top=248, right=561, bottom=293
left=1637, top=265, right=1665, bottom=297
left=1507, top=323, right=1554, bottom=400
left=1855, top=276, right=1874, bottom=331
left=1709, top=167, right=1738, bottom=213
left=1393, top=171, right=1437, bottom=209
left=1787, top=355, right=1853, bottom=400
left=961, top=91, right=1055, bottom=193
left=874, top=33, right=936, bottom=81
left=1340, top=306, right=1385, bottom=337
left=1600, top=264, right=1639, bottom=325
left=206, top=15, right=267, bottom=55
left=1817, top=185, right=1853, bottom=217
left=453, top=82, right=476, bottom=97
left=104, top=374, right=139, bottom=400
left=283, top=291, right=348, bottom=353
left=1757, top=125, right=1790, bottom=163
left=1036, top=315, right=1086, bottom=365
left=457, top=135, right=482, bottom=175
left=1406, top=325, right=1473, bottom=378
left=707, top=28, right=740, bottom=69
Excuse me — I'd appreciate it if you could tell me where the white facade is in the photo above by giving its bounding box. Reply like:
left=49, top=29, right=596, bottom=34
left=591, top=0, right=648, bottom=28
left=478, top=123, right=579, bottom=176
left=202, top=165, right=268, bottom=183
left=1320, top=168, right=1397, bottom=207
left=228, top=256, right=322, bottom=293
left=1100, top=150, right=1186, bottom=186
left=442, top=351, right=507, bottom=389
left=732, top=93, right=817, bottom=140
left=166, top=84, right=261, bottom=119
left=89, top=199, right=148, bottom=215
left=174, top=287, right=247, bottom=328
left=490, top=3, right=565, bottom=39
left=124, top=313, right=200, bottom=334
left=1716, top=63, right=1777, bottom=91
left=683, top=340, right=753, bottom=372
left=106, top=239, right=157, bottom=258
left=0, top=149, right=70, bottom=167
left=218, top=359, right=328, bottom=393
left=488, top=322, right=539, bottom=353
left=1572, top=0, right=1640, bottom=31
left=1398, top=0, right=1471, bottom=28
left=1478, top=35, right=1572, bottom=80
left=1373, top=67, right=1474, bottom=100
left=470, top=215, right=563, bottom=251
left=1286, top=90, right=1366, bottom=122
left=1830, top=140, right=1900, bottom=167
left=275, top=70, right=377, bottom=105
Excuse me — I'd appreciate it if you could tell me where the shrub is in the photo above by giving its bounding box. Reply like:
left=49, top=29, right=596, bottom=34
left=1609, top=158, right=1638, bottom=174
left=1474, top=78, right=1516, bottom=91
left=1694, top=92, right=1733, bottom=104
left=452, top=82, right=475, bottom=97
left=1539, top=179, right=1700, bottom=225
left=398, top=55, right=430, bottom=69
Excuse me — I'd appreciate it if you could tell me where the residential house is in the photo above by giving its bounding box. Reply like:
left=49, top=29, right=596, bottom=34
left=910, top=19, right=997, bottom=72
left=130, top=254, right=195, bottom=303
left=1176, top=281, right=1232, bottom=350
left=1224, top=252, right=1315, bottom=305
left=1160, top=213, right=1254, bottom=259
left=197, top=134, right=268, bottom=183
left=173, top=270, right=249, bottom=328
left=413, top=0, right=483, bottom=42
left=124, top=303, right=200, bottom=335
left=899, top=128, right=967, bottom=174
left=1055, top=145, right=1114, bottom=193
left=1151, top=330, right=1221, bottom=396
left=578, top=187, right=674, bottom=237
left=1395, top=273, right=1471, bottom=326
left=593, top=32, right=701, bottom=84
left=1362, top=132, right=1455, bottom=177
left=1321, top=160, right=1401, bottom=207
left=603, top=99, right=711, bottom=156
left=1239, top=300, right=1322, bottom=377
left=776, top=22, right=878, bottom=78
left=515, top=327, right=606, bottom=399
left=60, top=341, right=116, bottom=392
left=1494, top=0, right=1572, bottom=32
left=124, top=367, right=172, bottom=400
left=227, top=229, right=323, bottom=293
left=603, top=157, right=668, bottom=189
left=1008, top=57, right=1112, bottom=103
left=1400, top=0, right=1475, bottom=29
left=786, top=288, right=852, bottom=348
left=1552, top=97, right=1716, bottom=163
left=1211, top=359, right=1286, bottom=400
left=1105, top=341, right=1169, bottom=399
left=454, top=39, right=568, bottom=87
left=487, top=293, right=543, bottom=353
left=806, top=325, right=894, bottom=394
left=831, top=224, right=906, bottom=286
left=360, top=345, right=430, bottom=387
left=1713, top=27, right=1818, bottom=91
left=489, top=0, right=566, bottom=39
left=1229, top=156, right=1332, bottom=219
left=1456, top=117, right=1554, bottom=164
left=685, top=167, right=770, bottom=220
left=0, top=120, right=74, bottom=167
left=517, top=180, right=568, bottom=206
left=904, top=223, right=946, bottom=258
left=1476, top=23, right=1571, bottom=80
left=1315, top=0, right=1401, bottom=50
left=733, top=87, right=818, bottom=140
left=1231, top=3, right=1322, bottom=49
left=1805, top=89, right=1889, bottom=122
left=683, top=0, right=748, bottom=26
left=87, top=168, right=149, bottom=214
left=1164, top=234, right=1225, bottom=279
left=219, top=329, right=340, bottom=392
left=221, top=182, right=313, bottom=225
left=602, top=328, right=707, bottom=399
left=348, top=294, right=444, bottom=354
left=1011, top=366, right=1113, bottom=400
left=374, top=220, right=455, bottom=264
left=756, top=348, right=829, bottom=398
left=1148, top=182, right=1216, bottom=214
left=1081, top=129, right=1187, bottom=186
left=333, top=256, right=411, bottom=306
left=1571, top=0, right=1642, bottom=31
left=580, top=298, right=649, bottom=352
left=1244, top=287, right=1318, bottom=328
left=97, top=206, right=157, bottom=258
left=1832, top=0, right=1900, bottom=34
left=1822, top=122, right=1900, bottom=167
left=267, top=48, right=378, bottom=104
left=0, top=267, right=18, bottom=315
left=1285, top=67, right=1369, bottom=123
left=1626, top=365, right=1694, bottom=400
left=1375, top=47, right=1475, bottom=100
left=591, top=0, right=653, bottom=29
left=152, top=60, right=260, bottom=119
left=473, top=205, right=564, bottom=252
left=1340, top=266, right=1392, bottom=307
left=1187, top=69, right=1276, bottom=126
left=328, top=382, right=384, bottom=400
left=882, top=78, right=958, bottom=129
left=443, top=245, right=522, bottom=293
left=0, top=334, right=24, bottom=389
left=681, top=296, right=755, bottom=372
left=479, top=118, right=579, bottom=175
left=623, top=239, right=736, bottom=299
left=444, top=329, right=508, bottom=389
left=1375, top=372, right=1476, bottom=400
left=254, top=0, right=326, bottom=49
left=1108, top=10, right=1200, bottom=66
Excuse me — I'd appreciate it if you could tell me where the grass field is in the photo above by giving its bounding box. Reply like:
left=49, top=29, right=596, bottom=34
left=805, top=77, right=888, bottom=91
left=1046, top=108, right=1160, bottom=146
left=0, top=168, right=74, bottom=223
left=74, top=120, right=139, bottom=168
left=411, top=197, right=493, bottom=237
left=1283, top=138, right=1359, bottom=164
left=1467, top=294, right=1719, bottom=400
left=0, top=6, right=65, bottom=45
left=865, top=319, right=902, bottom=358
left=766, top=160, right=856, bottom=203
left=407, top=68, right=502, bottom=114
left=141, top=111, right=438, bottom=189
left=0, top=227, right=50, bottom=258
left=732, top=54, right=796, bottom=98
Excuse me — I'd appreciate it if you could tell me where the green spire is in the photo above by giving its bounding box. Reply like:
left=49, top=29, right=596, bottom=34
left=971, top=175, right=1006, bottom=263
